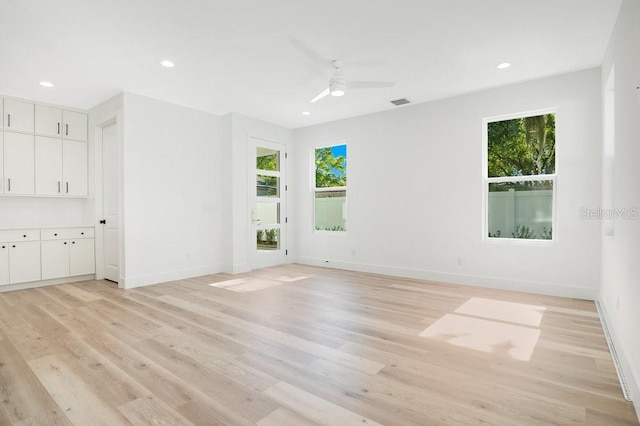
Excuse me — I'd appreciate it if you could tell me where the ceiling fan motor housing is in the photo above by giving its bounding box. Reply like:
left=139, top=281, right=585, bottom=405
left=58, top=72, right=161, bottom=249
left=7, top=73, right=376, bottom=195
left=329, top=73, right=346, bottom=96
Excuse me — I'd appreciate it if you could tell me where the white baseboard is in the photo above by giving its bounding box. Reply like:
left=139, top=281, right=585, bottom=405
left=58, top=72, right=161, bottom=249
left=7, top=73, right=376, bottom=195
left=296, top=257, right=598, bottom=300
left=122, top=265, right=224, bottom=289
left=597, top=297, right=640, bottom=417
left=0, top=275, right=96, bottom=293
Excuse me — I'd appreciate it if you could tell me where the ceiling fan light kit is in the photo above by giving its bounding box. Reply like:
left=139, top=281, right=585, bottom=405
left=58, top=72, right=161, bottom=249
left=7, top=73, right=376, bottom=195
left=329, top=80, right=346, bottom=97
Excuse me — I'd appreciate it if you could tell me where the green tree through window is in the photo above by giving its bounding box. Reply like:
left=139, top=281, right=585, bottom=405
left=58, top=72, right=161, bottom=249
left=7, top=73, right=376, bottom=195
left=486, top=113, right=556, bottom=240
left=315, top=147, right=346, bottom=187
left=315, top=145, right=347, bottom=231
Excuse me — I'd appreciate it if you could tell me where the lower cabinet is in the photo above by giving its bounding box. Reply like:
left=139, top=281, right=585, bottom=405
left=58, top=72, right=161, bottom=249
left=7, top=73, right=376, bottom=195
left=0, top=243, right=9, bottom=285
left=0, top=241, right=41, bottom=285
left=0, top=227, right=94, bottom=286
left=9, top=241, right=41, bottom=284
left=0, top=230, right=41, bottom=285
left=41, top=227, right=95, bottom=280
left=41, top=240, right=70, bottom=279
left=70, top=238, right=95, bottom=276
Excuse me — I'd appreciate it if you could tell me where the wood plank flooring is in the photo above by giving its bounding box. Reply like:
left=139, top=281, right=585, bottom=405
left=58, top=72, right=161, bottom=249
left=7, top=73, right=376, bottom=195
left=0, top=264, right=637, bottom=425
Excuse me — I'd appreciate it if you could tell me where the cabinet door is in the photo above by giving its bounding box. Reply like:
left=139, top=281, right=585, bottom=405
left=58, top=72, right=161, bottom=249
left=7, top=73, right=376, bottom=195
left=0, top=132, right=3, bottom=193
left=63, top=111, right=87, bottom=142
left=8, top=241, right=40, bottom=284
left=62, top=140, right=87, bottom=196
left=4, top=132, right=35, bottom=195
left=35, top=136, right=63, bottom=195
left=4, top=98, right=34, bottom=133
left=69, top=239, right=95, bottom=276
left=0, top=243, right=8, bottom=285
left=35, top=105, right=63, bottom=137
left=41, top=240, right=70, bottom=279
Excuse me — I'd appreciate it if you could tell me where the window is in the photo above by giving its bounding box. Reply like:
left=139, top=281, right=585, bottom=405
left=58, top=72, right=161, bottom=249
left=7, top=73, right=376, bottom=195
left=485, top=111, right=556, bottom=241
left=315, top=144, right=347, bottom=232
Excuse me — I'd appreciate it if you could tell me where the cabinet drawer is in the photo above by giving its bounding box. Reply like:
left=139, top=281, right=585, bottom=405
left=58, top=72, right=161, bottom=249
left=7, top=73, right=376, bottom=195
left=41, top=227, right=94, bottom=240
left=0, top=229, right=40, bottom=243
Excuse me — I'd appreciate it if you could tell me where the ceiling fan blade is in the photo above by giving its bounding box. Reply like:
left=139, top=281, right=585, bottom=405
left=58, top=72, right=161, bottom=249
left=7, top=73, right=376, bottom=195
left=311, top=87, right=330, bottom=103
left=288, top=37, right=332, bottom=79
left=347, top=81, right=396, bottom=89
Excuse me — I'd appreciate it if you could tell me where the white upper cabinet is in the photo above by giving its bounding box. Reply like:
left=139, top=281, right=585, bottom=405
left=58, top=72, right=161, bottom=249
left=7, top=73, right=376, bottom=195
left=4, top=98, right=34, bottom=133
left=35, top=136, right=63, bottom=195
left=63, top=140, right=87, bottom=196
left=1, top=95, right=87, bottom=197
left=63, top=110, right=87, bottom=142
left=35, top=104, right=63, bottom=137
left=34, top=105, right=86, bottom=141
left=4, top=132, right=34, bottom=195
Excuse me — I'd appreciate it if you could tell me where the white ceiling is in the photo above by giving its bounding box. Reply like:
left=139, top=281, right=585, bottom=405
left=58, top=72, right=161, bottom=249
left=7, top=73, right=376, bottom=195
left=0, top=0, right=622, bottom=129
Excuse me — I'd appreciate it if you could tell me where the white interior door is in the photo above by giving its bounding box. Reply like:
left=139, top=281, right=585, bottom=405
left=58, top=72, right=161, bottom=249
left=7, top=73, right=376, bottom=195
left=102, top=123, right=120, bottom=282
left=251, top=138, right=287, bottom=269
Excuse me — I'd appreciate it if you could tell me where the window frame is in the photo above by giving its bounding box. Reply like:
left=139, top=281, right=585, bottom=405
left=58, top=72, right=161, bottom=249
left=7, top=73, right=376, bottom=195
left=313, top=142, right=347, bottom=233
left=482, top=108, right=558, bottom=244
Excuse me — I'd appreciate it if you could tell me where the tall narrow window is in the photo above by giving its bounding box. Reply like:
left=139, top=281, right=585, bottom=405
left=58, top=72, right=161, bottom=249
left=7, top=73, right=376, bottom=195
left=315, top=144, right=347, bottom=232
left=485, top=112, right=556, bottom=241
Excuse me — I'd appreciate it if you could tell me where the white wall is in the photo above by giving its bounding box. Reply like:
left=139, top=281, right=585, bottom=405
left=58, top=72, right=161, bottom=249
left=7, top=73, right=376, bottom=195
left=294, top=69, right=602, bottom=299
left=599, top=0, right=640, bottom=413
left=120, top=93, right=225, bottom=287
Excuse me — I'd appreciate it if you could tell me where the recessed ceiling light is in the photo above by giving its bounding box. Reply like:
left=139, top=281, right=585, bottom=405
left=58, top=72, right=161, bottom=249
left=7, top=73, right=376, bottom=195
left=161, top=60, right=174, bottom=68
left=40, top=81, right=53, bottom=88
left=302, top=111, right=311, bottom=116
left=497, top=62, right=511, bottom=69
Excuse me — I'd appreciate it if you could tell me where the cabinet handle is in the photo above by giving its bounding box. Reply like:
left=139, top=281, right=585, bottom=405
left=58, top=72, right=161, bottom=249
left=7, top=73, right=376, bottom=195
left=1, top=246, right=5, bottom=249
left=58, top=122, right=60, bottom=134
left=72, top=241, right=75, bottom=244
left=7, top=178, right=10, bottom=192
left=23, top=235, right=26, bottom=238
left=12, top=245, right=15, bottom=248
left=65, top=124, right=69, bottom=136
left=81, top=232, right=84, bottom=235
left=64, top=242, right=67, bottom=245
left=66, top=182, right=69, bottom=193
left=54, top=233, right=58, bottom=236
left=7, top=114, right=10, bottom=127
left=58, top=181, right=61, bottom=193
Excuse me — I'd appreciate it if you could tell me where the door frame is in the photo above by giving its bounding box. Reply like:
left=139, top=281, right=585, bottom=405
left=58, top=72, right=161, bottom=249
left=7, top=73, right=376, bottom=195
left=94, top=117, right=125, bottom=287
left=249, top=137, right=287, bottom=270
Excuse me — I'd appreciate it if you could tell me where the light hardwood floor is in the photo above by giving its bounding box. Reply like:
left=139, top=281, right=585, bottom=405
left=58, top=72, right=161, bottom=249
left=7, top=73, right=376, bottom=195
left=0, top=264, right=637, bottom=425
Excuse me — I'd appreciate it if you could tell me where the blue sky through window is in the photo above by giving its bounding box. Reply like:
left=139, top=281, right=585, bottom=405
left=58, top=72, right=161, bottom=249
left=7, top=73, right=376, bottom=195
left=331, top=144, right=347, bottom=158
left=331, top=144, right=347, bottom=179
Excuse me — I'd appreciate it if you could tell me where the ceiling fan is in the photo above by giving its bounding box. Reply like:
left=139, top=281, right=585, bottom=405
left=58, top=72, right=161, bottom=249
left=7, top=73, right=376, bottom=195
left=310, top=59, right=396, bottom=103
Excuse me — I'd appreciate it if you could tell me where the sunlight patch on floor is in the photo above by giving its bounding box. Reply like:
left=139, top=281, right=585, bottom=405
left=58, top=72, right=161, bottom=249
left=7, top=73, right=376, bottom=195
left=419, top=314, right=541, bottom=361
left=208, top=274, right=309, bottom=292
left=420, top=298, right=547, bottom=361
left=455, top=297, right=546, bottom=327
left=275, top=275, right=310, bottom=282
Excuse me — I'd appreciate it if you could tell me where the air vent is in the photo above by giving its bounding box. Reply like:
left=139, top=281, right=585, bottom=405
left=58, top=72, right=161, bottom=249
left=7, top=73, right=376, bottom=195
left=390, top=98, right=410, bottom=106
